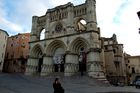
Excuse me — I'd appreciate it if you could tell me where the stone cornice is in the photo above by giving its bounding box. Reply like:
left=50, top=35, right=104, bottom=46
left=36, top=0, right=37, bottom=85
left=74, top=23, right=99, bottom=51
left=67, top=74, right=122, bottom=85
left=29, top=30, right=99, bottom=43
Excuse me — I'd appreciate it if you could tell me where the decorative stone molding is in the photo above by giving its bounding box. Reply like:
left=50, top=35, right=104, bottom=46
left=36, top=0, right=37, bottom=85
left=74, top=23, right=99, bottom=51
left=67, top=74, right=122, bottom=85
left=64, top=63, right=78, bottom=76
left=25, top=65, right=38, bottom=75
left=41, top=64, right=54, bottom=76
left=87, top=61, right=105, bottom=78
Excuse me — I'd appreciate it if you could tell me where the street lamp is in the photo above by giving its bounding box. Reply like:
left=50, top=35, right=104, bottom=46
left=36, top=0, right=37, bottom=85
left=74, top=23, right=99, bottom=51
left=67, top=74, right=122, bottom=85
left=137, top=11, right=140, bottom=19
left=137, top=11, right=140, bottom=34
left=139, top=28, right=140, bottom=34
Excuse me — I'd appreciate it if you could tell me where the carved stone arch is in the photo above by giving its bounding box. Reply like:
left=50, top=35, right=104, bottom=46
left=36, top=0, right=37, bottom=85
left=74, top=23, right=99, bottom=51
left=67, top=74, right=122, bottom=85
left=36, top=26, right=46, bottom=40
left=74, top=17, right=87, bottom=31
left=69, top=37, right=90, bottom=53
left=30, top=44, right=44, bottom=58
left=46, top=40, right=67, bottom=56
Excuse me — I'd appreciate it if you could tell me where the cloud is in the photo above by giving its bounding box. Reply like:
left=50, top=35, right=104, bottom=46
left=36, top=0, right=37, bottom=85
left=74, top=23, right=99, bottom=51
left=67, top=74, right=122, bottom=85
left=50, top=0, right=73, bottom=6
left=0, top=0, right=50, bottom=35
left=0, top=0, right=83, bottom=36
left=0, top=0, right=87, bottom=36
left=0, top=0, right=140, bottom=55
left=116, top=0, right=140, bottom=56
left=0, top=0, right=6, bottom=18
left=0, top=0, right=23, bottom=35
left=96, top=0, right=140, bottom=55
left=1, top=18, right=22, bottom=32
left=96, top=0, right=123, bottom=23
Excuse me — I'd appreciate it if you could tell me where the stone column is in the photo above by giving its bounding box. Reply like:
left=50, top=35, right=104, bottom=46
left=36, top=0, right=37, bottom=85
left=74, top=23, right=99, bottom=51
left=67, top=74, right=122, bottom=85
left=25, top=57, right=38, bottom=75
left=0, top=61, right=4, bottom=72
left=66, top=3, right=74, bottom=33
left=65, top=52, right=78, bottom=76
left=41, top=55, right=54, bottom=76
left=87, top=48, right=105, bottom=78
left=86, top=0, right=97, bottom=31
left=45, top=12, right=50, bottom=38
left=30, top=16, right=39, bottom=42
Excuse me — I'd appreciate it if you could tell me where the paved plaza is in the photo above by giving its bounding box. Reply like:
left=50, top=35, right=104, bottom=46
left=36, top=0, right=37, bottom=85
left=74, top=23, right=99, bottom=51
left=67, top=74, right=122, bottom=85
left=0, top=73, right=139, bottom=93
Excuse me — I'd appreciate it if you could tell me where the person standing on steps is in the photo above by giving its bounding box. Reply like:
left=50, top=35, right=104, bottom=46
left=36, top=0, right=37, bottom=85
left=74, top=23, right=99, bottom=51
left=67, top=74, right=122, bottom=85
left=53, top=78, right=64, bottom=93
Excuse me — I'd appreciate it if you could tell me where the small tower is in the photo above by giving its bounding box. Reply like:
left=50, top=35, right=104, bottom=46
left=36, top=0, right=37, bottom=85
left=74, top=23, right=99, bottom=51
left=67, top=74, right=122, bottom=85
left=86, top=0, right=97, bottom=31
left=30, top=16, right=39, bottom=42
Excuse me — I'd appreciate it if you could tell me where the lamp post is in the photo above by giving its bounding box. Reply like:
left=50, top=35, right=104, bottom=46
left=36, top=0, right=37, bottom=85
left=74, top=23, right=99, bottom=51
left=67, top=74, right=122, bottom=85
left=137, top=11, right=140, bottom=34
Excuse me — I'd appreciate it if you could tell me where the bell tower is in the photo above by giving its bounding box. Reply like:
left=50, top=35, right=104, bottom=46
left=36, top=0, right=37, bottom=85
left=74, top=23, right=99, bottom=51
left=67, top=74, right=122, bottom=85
left=86, top=0, right=97, bottom=31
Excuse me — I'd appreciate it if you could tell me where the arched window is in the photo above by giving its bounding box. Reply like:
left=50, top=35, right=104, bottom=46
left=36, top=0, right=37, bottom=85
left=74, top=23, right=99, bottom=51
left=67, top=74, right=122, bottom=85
left=77, top=19, right=87, bottom=31
left=40, top=29, right=45, bottom=40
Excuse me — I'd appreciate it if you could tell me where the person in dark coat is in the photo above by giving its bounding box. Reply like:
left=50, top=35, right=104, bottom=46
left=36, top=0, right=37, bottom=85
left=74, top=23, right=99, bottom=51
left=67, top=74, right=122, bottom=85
left=53, top=78, right=64, bottom=93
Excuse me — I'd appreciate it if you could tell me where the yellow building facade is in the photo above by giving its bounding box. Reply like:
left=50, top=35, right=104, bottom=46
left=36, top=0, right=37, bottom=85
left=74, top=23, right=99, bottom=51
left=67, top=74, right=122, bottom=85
left=125, top=54, right=140, bottom=85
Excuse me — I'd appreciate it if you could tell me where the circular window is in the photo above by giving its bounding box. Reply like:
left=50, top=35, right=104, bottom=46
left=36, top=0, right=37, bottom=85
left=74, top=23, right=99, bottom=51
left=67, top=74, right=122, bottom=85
left=55, top=23, right=63, bottom=32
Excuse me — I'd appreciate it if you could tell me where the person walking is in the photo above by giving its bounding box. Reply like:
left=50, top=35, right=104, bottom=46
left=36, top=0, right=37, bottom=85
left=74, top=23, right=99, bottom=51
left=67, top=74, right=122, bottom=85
left=53, top=78, right=64, bottom=93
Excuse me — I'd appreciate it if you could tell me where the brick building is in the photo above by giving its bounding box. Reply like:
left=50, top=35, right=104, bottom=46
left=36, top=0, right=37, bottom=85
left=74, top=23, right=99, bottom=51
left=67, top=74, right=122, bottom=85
left=3, top=33, right=30, bottom=73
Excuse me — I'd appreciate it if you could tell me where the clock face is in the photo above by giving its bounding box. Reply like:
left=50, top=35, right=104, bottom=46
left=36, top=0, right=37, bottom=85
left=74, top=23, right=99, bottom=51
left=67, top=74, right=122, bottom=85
left=55, top=23, right=63, bottom=32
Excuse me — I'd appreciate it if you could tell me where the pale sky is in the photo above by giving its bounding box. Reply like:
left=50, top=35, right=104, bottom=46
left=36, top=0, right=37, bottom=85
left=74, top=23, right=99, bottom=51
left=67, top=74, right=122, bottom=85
left=0, top=0, right=140, bottom=56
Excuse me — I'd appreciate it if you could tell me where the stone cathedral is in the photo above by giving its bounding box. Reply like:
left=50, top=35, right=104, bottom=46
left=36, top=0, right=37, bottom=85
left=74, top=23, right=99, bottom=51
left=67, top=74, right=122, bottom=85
left=25, top=0, right=108, bottom=79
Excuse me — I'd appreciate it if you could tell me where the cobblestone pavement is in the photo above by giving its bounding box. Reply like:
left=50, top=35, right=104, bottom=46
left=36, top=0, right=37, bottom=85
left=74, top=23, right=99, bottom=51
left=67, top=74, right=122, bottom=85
left=0, top=73, right=140, bottom=93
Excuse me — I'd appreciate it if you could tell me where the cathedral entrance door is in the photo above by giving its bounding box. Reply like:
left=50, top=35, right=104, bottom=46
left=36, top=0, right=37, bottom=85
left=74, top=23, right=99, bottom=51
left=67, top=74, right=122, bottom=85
left=37, top=58, right=43, bottom=73
left=53, top=55, right=65, bottom=72
left=53, top=47, right=65, bottom=73
left=79, top=48, right=87, bottom=75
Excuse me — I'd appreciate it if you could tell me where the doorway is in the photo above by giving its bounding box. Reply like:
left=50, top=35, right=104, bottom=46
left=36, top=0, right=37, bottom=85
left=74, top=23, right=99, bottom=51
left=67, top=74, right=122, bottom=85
left=37, top=58, right=43, bottom=73
left=53, top=55, right=65, bottom=72
left=53, top=47, right=65, bottom=72
left=79, top=47, right=87, bottom=75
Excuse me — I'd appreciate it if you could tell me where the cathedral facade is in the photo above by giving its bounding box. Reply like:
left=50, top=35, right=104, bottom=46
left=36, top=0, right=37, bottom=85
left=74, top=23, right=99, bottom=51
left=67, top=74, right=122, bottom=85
left=25, top=0, right=105, bottom=78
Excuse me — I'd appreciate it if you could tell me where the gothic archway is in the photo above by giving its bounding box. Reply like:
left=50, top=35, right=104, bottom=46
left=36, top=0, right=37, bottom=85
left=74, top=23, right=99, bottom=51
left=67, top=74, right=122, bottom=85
left=46, top=40, right=66, bottom=72
left=40, top=29, right=45, bottom=40
left=31, top=44, right=43, bottom=73
left=69, top=37, right=89, bottom=53
left=69, top=37, right=89, bottom=74
left=74, top=18, right=87, bottom=32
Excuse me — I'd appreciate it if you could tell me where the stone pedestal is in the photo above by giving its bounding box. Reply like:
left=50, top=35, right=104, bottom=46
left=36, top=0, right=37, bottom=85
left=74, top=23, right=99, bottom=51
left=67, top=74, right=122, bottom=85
left=87, top=49, right=105, bottom=79
left=40, top=64, right=54, bottom=76
left=25, top=57, right=38, bottom=75
left=40, top=56, right=53, bottom=76
left=64, top=63, right=78, bottom=76
left=64, top=53, right=78, bottom=76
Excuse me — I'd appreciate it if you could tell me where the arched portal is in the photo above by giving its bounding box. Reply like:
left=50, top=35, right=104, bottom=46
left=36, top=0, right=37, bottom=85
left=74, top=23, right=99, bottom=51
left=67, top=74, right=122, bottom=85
left=31, top=44, right=43, bottom=73
left=40, top=29, right=45, bottom=40
left=53, top=48, right=65, bottom=72
left=46, top=40, right=66, bottom=72
left=76, top=18, right=87, bottom=32
left=70, top=37, right=89, bottom=74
